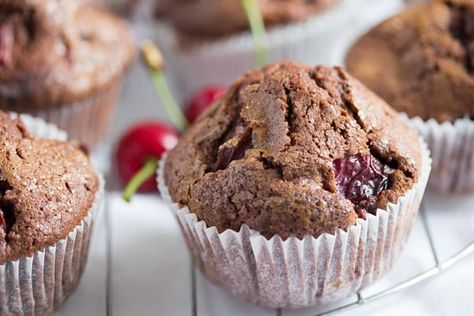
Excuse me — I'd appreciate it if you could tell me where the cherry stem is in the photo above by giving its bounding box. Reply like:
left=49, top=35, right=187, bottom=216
left=141, top=41, right=188, bottom=132
left=122, top=158, right=158, bottom=203
left=241, top=0, right=268, bottom=67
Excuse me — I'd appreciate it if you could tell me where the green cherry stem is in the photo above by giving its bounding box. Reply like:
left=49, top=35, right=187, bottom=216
left=241, top=0, right=268, bottom=67
left=141, top=41, right=188, bottom=132
left=122, top=158, right=158, bottom=203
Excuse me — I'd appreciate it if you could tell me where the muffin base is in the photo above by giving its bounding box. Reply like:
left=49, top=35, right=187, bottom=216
left=158, top=140, right=431, bottom=308
left=406, top=116, right=474, bottom=193
left=0, top=114, right=105, bottom=315
left=22, top=81, right=122, bottom=149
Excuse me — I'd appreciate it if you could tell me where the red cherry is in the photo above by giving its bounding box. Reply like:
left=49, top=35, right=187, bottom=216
left=333, top=154, right=392, bottom=217
left=185, top=86, right=226, bottom=123
left=116, top=121, right=178, bottom=192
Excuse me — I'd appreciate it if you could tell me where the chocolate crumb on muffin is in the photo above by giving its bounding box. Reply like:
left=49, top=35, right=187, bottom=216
left=164, top=61, right=422, bottom=239
left=346, top=0, right=474, bottom=122
left=0, top=111, right=99, bottom=263
left=0, top=0, right=135, bottom=147
left=155, top=0, right=340, bottom=39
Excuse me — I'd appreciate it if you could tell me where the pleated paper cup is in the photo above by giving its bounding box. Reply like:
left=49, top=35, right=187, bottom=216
left=403, top=116, right=474, bottom=193
left=153, top=0, right=369, bottom=99
left=158, top=139, right=431, bottom=308
left=23, top=80, right=122, bottom=149
left=0, top=114, right=105, bottom=315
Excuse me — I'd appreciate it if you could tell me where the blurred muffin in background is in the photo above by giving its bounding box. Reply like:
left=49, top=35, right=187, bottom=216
left=152, top=0, right=366, bottom=99
left=346, top=0, right=474, bottom=192
left=0, top=0, right=135, bottom=148
left=155, top=0, right=339, bottom=39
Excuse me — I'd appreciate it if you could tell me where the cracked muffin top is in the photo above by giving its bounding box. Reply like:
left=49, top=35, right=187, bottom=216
left=164, top=62, right=423, bottom=239
left=0, top=112, right=99, bottom=263
left=155, top=0, right=339, bottom=39
left=346, top=0, right=474, bottom=122
left=0, top=0, right=135, bottom=111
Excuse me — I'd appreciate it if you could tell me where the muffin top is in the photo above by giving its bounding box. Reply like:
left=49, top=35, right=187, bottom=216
left=155, top=0, right=339, bottom=39
left=164, top=62, right=422, bottom=240
left=346, top=0, right=474, bottom=122
left=0, top=0, right=135, bottom=111
left=0, top=112, right=99, bottom=263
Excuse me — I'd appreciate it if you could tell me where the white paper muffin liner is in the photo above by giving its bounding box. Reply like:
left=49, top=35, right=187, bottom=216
left=404, top=116, right=474, bottom=193
left=158, top=140, right=431, bottom=308
left=20, top=81, right=122, bottom=149
left=153, top=0, right=375, bottom=99
left=0, top=114, right=105, bottom=315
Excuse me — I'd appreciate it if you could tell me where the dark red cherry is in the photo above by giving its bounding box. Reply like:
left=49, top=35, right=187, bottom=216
left=333, top=154, right=392, bottom=217
left=116, top=121, right=179, bottom=192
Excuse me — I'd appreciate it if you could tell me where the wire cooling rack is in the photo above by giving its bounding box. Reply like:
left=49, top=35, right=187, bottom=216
left=184, top=202, right=474, bottom=316
left=309, top=204, right=474, bottom=316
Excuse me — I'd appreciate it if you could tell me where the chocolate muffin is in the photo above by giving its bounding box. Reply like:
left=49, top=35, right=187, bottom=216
left=162, top=61, right=430, bottom=307
left=165, top=62, right=422, bottom=239
left=0, top=111, right=98, bottom=262
left=0, top=0, right=135, bottom=147
left=346, top=0, right=474, bottom=122
left=0, top=111, right=103, bottom=315
left=155, top=0, right=339, bottom=39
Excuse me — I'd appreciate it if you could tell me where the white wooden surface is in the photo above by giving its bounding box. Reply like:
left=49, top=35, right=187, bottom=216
left=51, top=0, right=474, bottom=314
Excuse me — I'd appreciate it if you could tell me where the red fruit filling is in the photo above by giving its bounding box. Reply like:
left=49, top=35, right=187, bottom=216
left=333, top=154, right=393, bottom=218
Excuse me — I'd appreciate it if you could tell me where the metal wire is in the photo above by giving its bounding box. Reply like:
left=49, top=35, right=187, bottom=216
left=313, top=203, right=474, bottom=316
left=420, top=204, right=440, bottom=265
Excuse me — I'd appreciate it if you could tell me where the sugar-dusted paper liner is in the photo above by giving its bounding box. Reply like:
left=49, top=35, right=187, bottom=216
left=153, top=0, right=375, bottom=99
left=21, top=80, right=122, bottom=149
left=405, top=116, right=474, bottom=193
left=0, top=114, right=105, bottom=315
left=158, top=140, right=431, bottom=308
